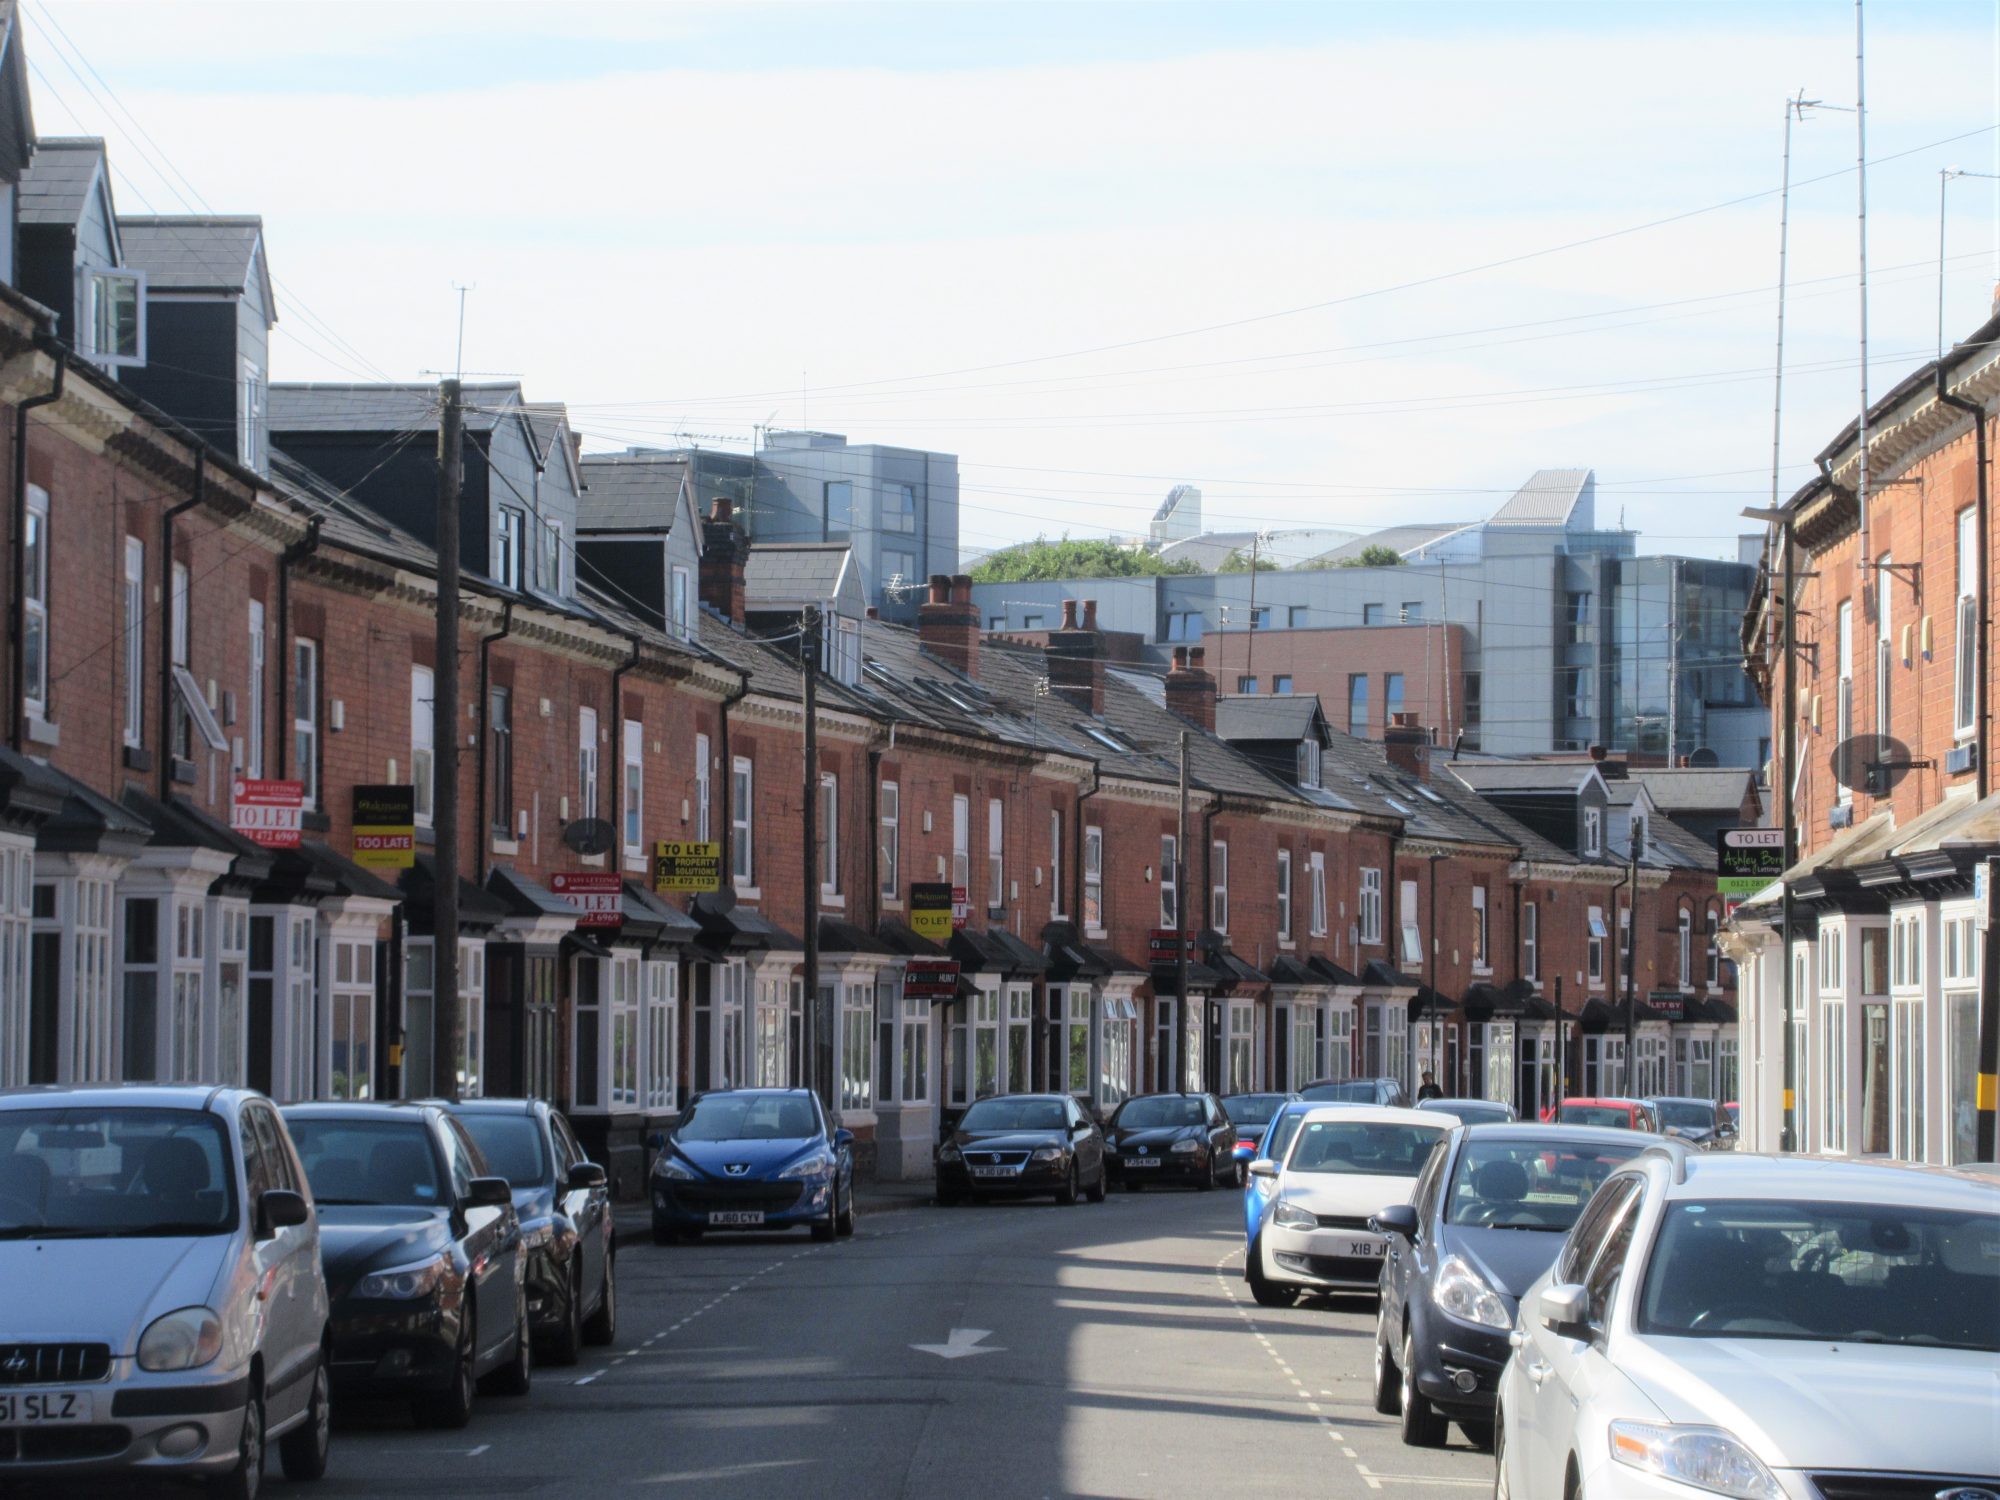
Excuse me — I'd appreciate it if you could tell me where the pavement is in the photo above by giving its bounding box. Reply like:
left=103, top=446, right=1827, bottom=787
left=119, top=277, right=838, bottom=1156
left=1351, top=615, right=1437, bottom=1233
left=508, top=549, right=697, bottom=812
left=29, top=1187, right=1494, bottom=1500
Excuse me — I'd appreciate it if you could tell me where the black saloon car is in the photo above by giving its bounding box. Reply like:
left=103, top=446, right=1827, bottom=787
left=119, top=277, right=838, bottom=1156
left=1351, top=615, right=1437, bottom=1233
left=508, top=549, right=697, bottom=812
left=1370, top=1123, right=1651, bottom=1449
left=936, top=1094, right=1107, bottom=1205
left=433, top=1097, right=616, bottom=1364
left=1647, top=1095, right=1736, bottom=1148
left=1301, top=1077, right=1409, bottom=1107
left=282, top=1101, right=530, bottom=1428
left=1104, top=1092, right=1239, bottom=1190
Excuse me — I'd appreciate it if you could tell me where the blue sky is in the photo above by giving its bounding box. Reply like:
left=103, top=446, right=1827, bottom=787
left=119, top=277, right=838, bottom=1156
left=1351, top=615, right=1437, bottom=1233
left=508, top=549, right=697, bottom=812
left=20, top=0, right=2000, bottom=559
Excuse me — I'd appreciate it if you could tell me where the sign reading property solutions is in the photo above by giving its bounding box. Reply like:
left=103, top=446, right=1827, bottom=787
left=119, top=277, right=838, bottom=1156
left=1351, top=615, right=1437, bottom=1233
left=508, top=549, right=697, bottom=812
left=652, top=840, right=722, bottom=894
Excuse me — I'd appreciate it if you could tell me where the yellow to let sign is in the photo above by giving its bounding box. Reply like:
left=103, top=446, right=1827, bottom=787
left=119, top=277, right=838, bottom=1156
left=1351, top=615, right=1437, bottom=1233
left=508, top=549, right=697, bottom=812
left=652, top=840, right=722, bottom=893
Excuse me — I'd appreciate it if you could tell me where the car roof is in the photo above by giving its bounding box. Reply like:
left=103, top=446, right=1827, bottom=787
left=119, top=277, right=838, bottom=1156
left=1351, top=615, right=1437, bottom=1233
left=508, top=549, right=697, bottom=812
left=1419, top=1097, right=1509, bottom=1108
left=963, top=1092, right=1069, bottom=1104
left=279, top=1100, right=440, bottom=1120
left=1454, top=1123, right=1658, bottom=1147
left=1647, top=1096, right=1714, bottom=1106
left=1560, top=1097, right=1644, bottom=1108
left=0, top=1083, right=246, bottom=1113
left=418, top=1096, right=540, bottom=1116
left=692, top=1087, right=817, bottom=1099
left=1297, top=1105, right=1445, bottom=1128
left=1122, top=1091, right=1207, bottom=1100
left=1649, top=1150, right=2000, bottom=1209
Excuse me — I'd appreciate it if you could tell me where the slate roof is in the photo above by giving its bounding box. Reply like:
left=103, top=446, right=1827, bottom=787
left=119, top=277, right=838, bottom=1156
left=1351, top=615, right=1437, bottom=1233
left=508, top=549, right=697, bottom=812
left=118, top=217, right=271, bottom=307
left=1448, top=761, right=1598, bottom=795
left=1214, top=694, right=1326, bottom=745
left=1487, top=468, right=1592, bottom=528
left=746, top=543, right=851, bottom=606
left=18, top=136, right=105, bottom=225
left=270, top=382, right=522, bottom=435
left=1625, top=767, right=1757, bottom=814
left=577, top=452, right=687, bottom=533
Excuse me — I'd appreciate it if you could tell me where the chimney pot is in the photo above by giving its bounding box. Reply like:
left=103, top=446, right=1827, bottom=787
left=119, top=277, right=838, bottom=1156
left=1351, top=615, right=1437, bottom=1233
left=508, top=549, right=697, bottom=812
left=919, top=572, right=980, bottom=677
left=1081, top=599, right=1099, bottom=632
left=1189, top=646, right=1205, bottom=670
left=1171, top=645, right=1189, bottom=670
left=950, top=573, right=973, bottom=606
left=865, top=605, right=879, bottom=620
left=1060, top=599, right=1079, bottom=631
left=1588, top=744, right=1608, bottom=762
left=928, top=573, right=951, bottom=606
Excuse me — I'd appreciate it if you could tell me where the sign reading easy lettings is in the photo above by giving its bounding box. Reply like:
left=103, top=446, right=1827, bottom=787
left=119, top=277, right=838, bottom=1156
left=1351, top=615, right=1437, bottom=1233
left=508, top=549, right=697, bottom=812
left=231, top=778, right=303, bottom=848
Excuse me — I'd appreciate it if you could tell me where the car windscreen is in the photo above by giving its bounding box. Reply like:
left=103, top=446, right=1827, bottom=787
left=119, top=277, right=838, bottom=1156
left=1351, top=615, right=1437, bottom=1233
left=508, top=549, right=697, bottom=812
left=1654, top=1101, right=1716, bottom=1131
left=1115, top=1097, right=1204, bottom=1129
left=1637, top=1200, right=1999, bottom=1351
left=677, top=1094, right=821, bottom=1142
left=1301, top=1081, right=1378, bottom=1103
left=1284, top=1119, right=1444, bottom=1177
left=287, top=1119, right=444, bottom=1207
left=1443, top=1138, right=1644, bottom=1230
left=1422, top=1101, right=1511, bottom=1125
left=0, top=1107, right=237, bottom=1238
left=1558, top=1105, right=1633, bottom=1128
left=958, top=1098, right=1066, bottom=1133
left=1264, top=1111, right=1308, bottom=1163
left=1221, top=1095, right=1286, bottom=1128
left=454, top=1114, right=546, bottom=1186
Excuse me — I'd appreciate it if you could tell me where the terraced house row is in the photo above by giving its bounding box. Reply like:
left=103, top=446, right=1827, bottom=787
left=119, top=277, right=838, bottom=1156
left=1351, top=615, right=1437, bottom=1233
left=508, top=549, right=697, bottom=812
left=0, top=60, right=1740, bottom=1189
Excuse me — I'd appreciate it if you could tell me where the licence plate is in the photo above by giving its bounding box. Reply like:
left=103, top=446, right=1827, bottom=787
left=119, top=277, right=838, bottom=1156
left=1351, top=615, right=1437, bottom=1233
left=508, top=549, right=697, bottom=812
left=1123, top=1157, right=1162, bottom=1168
left=1342, top=1238, right=1386, bottom=1259
left=0, top=1391, right=92, bottom=1425
left=970, top=1166, right=1018, bottom=1178
left=707, top=1210, right=765, bottom=1226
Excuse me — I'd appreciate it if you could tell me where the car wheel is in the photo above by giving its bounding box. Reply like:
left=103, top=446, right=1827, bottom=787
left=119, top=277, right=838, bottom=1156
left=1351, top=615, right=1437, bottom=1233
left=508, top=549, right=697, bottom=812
left=1399, top=1326, right=1449, bottom=1447
left=811, top=1193, right=838, bottom=1241
left=1246, top=1237, right=1297, bottom=1308
left=1493, top=1414, right=1510, bottom=1500
left=1461, top=1420, right=1494, bottom=1452
left=1056, top=1163, right=1080, bottom=1206
left=416, top=1313, right=477, bottom=1430
left=484, top=1287, right=532, bottom=1397
left=836, top=1183, right=857, bottom=1236
left=1195, top=1158, right=1215, bottom=1192
left=1371, top=1323, right=1400, bottom=1415
left=207, top=1387, right=264, bottom=1500
left=1085, top=1166, right=1107, bottom=1203
left=546, top=1269, right=584, bottom=1365
left=582, top=1252, right=618, bottom=1345
left=277, top=1351, right=330, bottom=1482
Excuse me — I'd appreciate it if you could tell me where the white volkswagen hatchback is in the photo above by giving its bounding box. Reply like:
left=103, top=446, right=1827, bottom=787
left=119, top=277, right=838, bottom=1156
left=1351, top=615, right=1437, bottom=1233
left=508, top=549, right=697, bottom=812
left=1495, top=1146, right=1999, bottom=1500
left=1246, top=1105, right=1450, bottom=1306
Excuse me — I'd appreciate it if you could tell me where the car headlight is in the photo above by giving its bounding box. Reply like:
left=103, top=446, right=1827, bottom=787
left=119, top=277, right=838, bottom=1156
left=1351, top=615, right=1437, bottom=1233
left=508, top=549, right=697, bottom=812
left=137, top=1307, right=223, bottom=1372
left=778, top=1153, right=834, bottom=1179
left=938, top=1145, right=962, bottom=1163
left=1608, top=1422, right=1784, bottom=1500
left=1271, top=1198, right=1317, bottom=1230
left=521, top=1221, right=555, bottom=1251
left=1170, top=1138, right=1199, bottom=1154
left=654, top=1155, right=697, bottom=1181
left=354, top=1252, right=452, bottom=1301
left=1433, top=1254, right=1511, bottom=1329
left=1030, top=1146, right=1065, bottom=1162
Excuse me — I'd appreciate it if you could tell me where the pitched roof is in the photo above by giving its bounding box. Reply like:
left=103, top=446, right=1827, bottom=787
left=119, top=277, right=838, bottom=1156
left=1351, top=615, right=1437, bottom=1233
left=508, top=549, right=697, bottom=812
left=745, top=543, right=851, bottom=606
left=118, top=217, right=273, bottom=311
left=1448, top=761, right=1599, bottom=795
left=1214, top=694, right=1325, bottom=745
left=1625, top=767, right=1757, bottom=813
left=270, top=382, right=522, bottom=435
left=18, top=136, right=105, bottom=225
left=1487, top=468, right=1593, bottom=528
left=577, top=452, right=686, bottom=533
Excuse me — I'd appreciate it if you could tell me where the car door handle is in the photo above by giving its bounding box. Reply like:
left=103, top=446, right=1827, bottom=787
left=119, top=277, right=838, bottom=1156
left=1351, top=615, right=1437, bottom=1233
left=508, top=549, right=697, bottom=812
left=1525, top=1359, right=1551, bottom=1386
left=1507, top=1328, right=1528, bottom=1350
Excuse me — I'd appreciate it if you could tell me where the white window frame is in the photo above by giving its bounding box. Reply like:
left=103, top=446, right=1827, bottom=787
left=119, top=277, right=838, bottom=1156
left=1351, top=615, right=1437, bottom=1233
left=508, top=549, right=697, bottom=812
left=622, top=718, right=644, bottom=861
left=1358, top=866, right=1382, bottom=945
left=1296, top=737, right=1321, bottom=788
left=1955, top=506, right=1977, bottom=739
left=1836, top=599, right=1854, bottom=804
left=1677, top=906, right=1693, bottom=988
left=1276, top=849, right=1293, bottom=943
left=22, top=486, right=49, bottom=719
left=951, top=794, right=970, bottom=890
left=244, top=601, right=265, bottom=778
left=540, top=517, right=563, bottom=594
left=1875, top=554, right=1893, bottom=740
left=84, top=267, right=146, bottom=367
left=578, top=707, right=599, bottom=823
left=1048, top=809, right=1065, bottom=919
left=293, top=638, right=319, bottom=809
left=986, top=797, right=1004, bottom=908
left=1083, top=825, right=1104, bottom=932
left=493, top=506, right=524, bottom=590
left=1705, top=907, right=1721, bottom=987
left=0, top=841, right=30, bottom=1089
left=644, top=958, right=677, bottom=1112
left=732, top=757, right=755, bottom=886
left=1522, top=899, right=1538, bottom=980
left=819, top=772, right=840, bottom=899
left=237, top=358, right=263, bottom=469
left=1587, top=905, right=1606, bottom=987
left=671, top=566, right=691, bottom=640
left=1471, top=884, right=1489, bottom=972
left=1160, top=834, right=1179, bottom=928
left=1211, top=840, right=1229, bottom=934
left=1820, top=999, right=1848, bottom=1154
left=1399, top=877, right=1421, bottom=966
left=840, top=980, right=872, bottom=1112
left=878, top=779, right=899, bottom=899
left=122, top=537, right=144, bottom=745
left=1310, top=852, right=1328, bottom=936
left=1583, top=806, right=1602, bottom=856
left=411, top=665, right=435, bottom=827
left=694, top=732, right=711, bottom=842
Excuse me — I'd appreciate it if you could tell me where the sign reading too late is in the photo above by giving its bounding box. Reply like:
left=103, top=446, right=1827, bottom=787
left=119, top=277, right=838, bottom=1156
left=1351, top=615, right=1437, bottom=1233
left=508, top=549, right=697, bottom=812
left=352, top=785, right=415, bottom=870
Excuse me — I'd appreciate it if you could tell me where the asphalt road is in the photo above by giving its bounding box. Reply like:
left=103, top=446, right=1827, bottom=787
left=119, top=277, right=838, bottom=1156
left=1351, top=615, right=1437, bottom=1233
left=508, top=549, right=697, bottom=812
left=32, top=1189, right=1497, bottom=1500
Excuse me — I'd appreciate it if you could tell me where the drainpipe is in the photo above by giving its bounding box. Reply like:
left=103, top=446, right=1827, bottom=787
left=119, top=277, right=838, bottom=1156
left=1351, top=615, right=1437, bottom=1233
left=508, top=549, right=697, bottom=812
left=1072, top=760, right=1101, bottom=924
left=475, top=600, right=514, bottom=883
left=158, top=450, right=206, bottom=799
left=608, top=633, right=642, bottom=870
left=275, top=517, right=322, bottom=778
left=1427, top=851, right=1443, bottom=1090
left=1935, top=374, right=1988, bottom=802
left=10, top=349, right=64, bottom=752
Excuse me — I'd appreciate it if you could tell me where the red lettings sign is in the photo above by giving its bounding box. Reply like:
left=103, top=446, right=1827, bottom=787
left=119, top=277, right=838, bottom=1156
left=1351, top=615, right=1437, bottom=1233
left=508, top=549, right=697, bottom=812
left=551, top=872, right=623, bottom=929
left=231, top=779, right=304, bottom=848
left=951, top=884, right=969, bottom=929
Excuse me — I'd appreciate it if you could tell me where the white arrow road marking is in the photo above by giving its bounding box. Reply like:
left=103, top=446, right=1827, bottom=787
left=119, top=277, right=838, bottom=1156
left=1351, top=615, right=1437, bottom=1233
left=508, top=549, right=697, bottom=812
left=910, top=1327, right=1003, bottom=1359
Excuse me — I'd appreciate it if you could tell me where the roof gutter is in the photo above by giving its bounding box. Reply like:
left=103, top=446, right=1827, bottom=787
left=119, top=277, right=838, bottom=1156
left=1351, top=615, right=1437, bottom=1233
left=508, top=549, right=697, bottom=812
left=10, top=348, right=63, bottom=752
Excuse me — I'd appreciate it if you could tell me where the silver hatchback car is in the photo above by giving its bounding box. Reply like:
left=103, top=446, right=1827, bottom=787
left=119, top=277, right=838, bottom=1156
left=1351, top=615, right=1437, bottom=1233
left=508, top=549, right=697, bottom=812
left=0, top=1084, right=331, bottom=1499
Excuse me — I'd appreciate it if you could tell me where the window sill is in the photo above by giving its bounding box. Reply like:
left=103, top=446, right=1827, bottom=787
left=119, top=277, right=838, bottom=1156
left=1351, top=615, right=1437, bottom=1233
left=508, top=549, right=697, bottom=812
left=1085, top=927, right=1108, bottom=942
left=880, top=898, right=903, bottom=912
left=491, top=837, right=520, bottom=857
left=302, top=809, right=330, bottom=833
left=820, top=891, right=846, bottom=910
left=581, top=853, right=605, bottom=868
left=735, top=884, right=761, bottom=902
left=170, top=757, right=197, bottom=786
left=1277, top=939, right=1296, bottom=951
left=623, top=855, right=646, bottom=875
left=25, top=715, right=57, bottom=747
left=1472, top=965, right=1492, bottom=977
left=121, top=743, right=152, bottom=771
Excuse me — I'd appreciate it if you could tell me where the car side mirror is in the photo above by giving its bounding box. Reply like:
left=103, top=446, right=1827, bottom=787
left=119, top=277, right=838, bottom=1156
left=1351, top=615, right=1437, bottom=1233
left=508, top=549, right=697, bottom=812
left=1072, top=1121, right=1092, bottom=1137
left=1232, top=1143, right=1256, bottom=1164
left=466, top=1175, right=513, bottom=1208
left=566, top=1162, right=607, bottom=1191
left=1248, top=1159, right=1279, bottom=1180
left=1370, top=1204, right=1419, bottom=1240
left=1538, top=1282, right=1590, bottom=1341
left=258, top=1188, right=309, bottom=1236
left=833, top=1128, right=855, bottom=1150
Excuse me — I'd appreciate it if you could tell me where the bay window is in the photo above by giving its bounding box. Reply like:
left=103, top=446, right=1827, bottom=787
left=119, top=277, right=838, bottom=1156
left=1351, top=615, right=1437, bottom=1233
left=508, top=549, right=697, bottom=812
left=840, top=982, right=872, bottom=1112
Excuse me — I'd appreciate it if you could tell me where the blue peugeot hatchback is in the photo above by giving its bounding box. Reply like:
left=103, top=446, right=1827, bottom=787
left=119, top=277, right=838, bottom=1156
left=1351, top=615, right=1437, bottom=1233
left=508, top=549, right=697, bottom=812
left=648, top=1089, right=856, bottom=1245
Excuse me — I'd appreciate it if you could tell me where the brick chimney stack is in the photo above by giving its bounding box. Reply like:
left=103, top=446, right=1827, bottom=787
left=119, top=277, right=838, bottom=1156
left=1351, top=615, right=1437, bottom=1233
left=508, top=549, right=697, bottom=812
left=699, top=494, right=747, bottom=624
left=918, top=573, right=980, bottom=678
left=1164, top=645, right=1216, bottom=733
left=1383, top=711, right=1431, bottom=780
left=1046, top=597, right=1104, bottom=716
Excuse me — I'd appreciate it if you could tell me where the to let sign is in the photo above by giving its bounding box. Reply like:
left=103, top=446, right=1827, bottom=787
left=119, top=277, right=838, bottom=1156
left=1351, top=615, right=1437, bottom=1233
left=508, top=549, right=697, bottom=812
left=551, top=872, right=623, bottom=928
left=652, top=840, right=722, bottom=894
left=231, top=779, right=303, bottom=848
left=901, top=958, right=961, bottom=1001
left=352, top=785, right=416, bottom=870
left=909, top=883, right=953, bottom=943
left=1716, top=827, right=1785, bottom=896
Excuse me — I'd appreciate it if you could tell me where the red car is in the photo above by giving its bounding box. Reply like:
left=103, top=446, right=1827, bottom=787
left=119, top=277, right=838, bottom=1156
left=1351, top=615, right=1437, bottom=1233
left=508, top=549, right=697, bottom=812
left=1553, top=1097, right=1660, bottom=1131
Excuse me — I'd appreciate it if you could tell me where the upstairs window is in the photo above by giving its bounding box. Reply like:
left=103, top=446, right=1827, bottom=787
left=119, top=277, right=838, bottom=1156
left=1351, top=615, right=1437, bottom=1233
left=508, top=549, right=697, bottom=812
left=1310, top=852, right=1328, bottom=936
left=1399, top=877, right=1421, bottom=965
left=1956, top=507, right=1978, bottom=739
left=293, top=639, right=319, bottom=809
left=411, top=666, right=435, bottom=826
left=732, top=757, right=755, bottom=885
left=1358, top=866, right=1382, bottom=945
left=1276, top=849, right=1293, bottom=943
left=84, top=269, right=145, bottom=367
left=1835, top=600, right=1854, bottom=804
left=951, top=795, right=969, bottom=889
left=1874, top=555, right=1892, bottom=740
left=1211, top=840, right=1229, bottom=933
left=541, top=518, right=564, bottom=594
left=122, top=537, right=143, bottom=745
left=488, top=687, right=513, bottom=840
left=493, top=507, right=523, bottom=590
left=878, top=780, right=899, bottom=899
left=1237, top=676, right=1258, bottom=694
left=885, top=483, right=917, bottom=533
left=824, top=480, right=852, bottom=534
left=819, top=773, right=840, bottom=897
left=1296, top=737, right=1321, bottom=788
left=22, top=486, right=49, bottom=719
left=1160, top=834, right=1179, bottom=928
left=1583, top=806, right=1603, bottom=856
left=1048, top=809, right=1065, bottom=919
left=987, top=797, right=1004, bottom=907
left=577, top=706, right=599, bottom=822
left=1523, top=900, right=1538, bottom=980
left=238, top=359, right=263, bottom=470
left=1348, top=673, right=1369, bottom=736
left=1471, top=885, right=1489, bottom=970
left=1385, top=672, right=1406, bottom=722
left=1274, top=674, right=1293, bottom=694
left=1083, top=826, right=1104, bottom=930
left=621, top=718, right=643, bottom=857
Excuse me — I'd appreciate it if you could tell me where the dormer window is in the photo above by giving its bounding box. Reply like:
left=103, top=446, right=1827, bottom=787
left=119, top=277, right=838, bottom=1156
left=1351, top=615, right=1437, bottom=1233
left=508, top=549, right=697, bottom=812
left=84, top=269, right=145, bottom=367
left=1296, top=737, right=1321, bottom=788
left=1584, top=806, right=1603, bottom=856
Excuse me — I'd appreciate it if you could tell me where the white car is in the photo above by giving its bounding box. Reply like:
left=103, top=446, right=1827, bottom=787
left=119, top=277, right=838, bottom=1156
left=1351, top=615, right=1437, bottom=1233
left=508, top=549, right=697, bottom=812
left=1495, top=1146, right=1999, bottom=1500
left=1245, top=1105, right=1450, bottom=1306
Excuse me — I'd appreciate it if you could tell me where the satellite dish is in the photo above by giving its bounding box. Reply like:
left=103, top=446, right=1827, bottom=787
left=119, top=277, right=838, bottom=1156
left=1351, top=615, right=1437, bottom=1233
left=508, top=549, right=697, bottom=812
left=1830, top=734, right=1914, bottom=797
left=561, top=818, right=615, bottom=856
left=1688, top=747, right=1720, bottom=768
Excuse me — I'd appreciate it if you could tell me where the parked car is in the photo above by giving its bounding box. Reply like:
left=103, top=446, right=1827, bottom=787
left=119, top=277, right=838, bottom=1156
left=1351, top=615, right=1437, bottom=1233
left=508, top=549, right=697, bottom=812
left=1244, top=1106, right=1450, bottom=1306
left=1300, top=1077, right=1410, bottom=1108
left=1416, top=1098, right=1516, bottom=1126
left=0, top=1085, right=331, bottom=1498
left=432, top=1097, right=616, bottom=1364
left=1495, top=1147, right=2000, bottom=1500
left=1555, top=1096, right=1659, bottom=1131
left=1220, top=1092, right=1297, bottom=1160
left=936, top=1094, right=1107, bottom=1206
left=1646, top=1095, right=1735, bottom=1149
left=649, top=1088, right=856, bottom=1242
left=282, top=1101, right=529, bottom=1429
left=1240, top=1098, right=1321, bottom=1247
left=1371, top=1124, right=1652, bottom=1450
left=1104, top=1092, right=1238, bottom=1191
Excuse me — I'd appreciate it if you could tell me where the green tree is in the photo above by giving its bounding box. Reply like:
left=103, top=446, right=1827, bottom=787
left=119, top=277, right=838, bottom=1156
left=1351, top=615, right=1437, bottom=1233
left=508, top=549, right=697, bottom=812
left=1336, top=544, right=1407, bottom=568
left=968, top=537, right=1201, bottom=583
left=1217, top=547, right=1277, bottom=573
